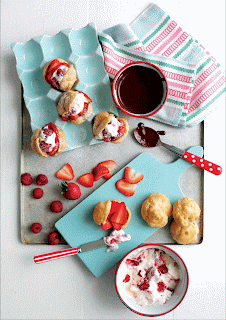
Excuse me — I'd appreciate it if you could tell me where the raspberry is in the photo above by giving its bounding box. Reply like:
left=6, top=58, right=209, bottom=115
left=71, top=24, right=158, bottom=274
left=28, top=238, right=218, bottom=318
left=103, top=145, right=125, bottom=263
left=36, top=174, right=48, bottom=186
left=48, top=231, right=61, bottom=245
left=31, top=223, right=42, bottom=234
left=21, top=173, right=33, bottom=186
left=33, top=188, right=44, bottom=199
left=50, top=201, right=63, bottom=213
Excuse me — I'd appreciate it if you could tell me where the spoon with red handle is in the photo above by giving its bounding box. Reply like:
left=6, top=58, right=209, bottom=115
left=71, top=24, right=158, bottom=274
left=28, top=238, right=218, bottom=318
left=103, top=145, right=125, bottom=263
left=134, top=123, right=222, bottom=176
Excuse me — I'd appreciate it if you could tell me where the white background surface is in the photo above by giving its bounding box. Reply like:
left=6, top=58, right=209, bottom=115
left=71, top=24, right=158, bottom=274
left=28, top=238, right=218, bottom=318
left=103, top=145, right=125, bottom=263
left=1, top=0, right=225, bottom=319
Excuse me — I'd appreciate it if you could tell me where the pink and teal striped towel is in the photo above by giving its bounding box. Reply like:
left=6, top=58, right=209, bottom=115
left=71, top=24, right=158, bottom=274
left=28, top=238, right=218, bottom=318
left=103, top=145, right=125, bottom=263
left=98, top=3, right=225, bottom=127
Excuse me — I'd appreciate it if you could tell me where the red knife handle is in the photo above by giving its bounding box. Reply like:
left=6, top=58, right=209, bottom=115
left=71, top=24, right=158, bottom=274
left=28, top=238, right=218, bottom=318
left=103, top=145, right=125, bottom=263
left=182, top=151, right=222, bottom=175
left=34, top=247, right=79, bottom=264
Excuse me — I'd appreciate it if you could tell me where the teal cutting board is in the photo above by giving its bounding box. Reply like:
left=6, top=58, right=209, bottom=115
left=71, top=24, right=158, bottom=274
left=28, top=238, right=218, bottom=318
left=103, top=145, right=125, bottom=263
left=55, top=146, right=203, bottom=277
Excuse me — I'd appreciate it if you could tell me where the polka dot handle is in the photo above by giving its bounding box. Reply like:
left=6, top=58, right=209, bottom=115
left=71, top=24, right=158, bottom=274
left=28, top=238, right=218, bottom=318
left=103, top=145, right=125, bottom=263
left=182, top=151, right=222, bottom=175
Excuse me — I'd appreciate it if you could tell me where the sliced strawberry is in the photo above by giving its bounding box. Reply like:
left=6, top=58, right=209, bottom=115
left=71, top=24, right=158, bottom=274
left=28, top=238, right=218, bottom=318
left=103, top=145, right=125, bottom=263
left=68, top=114, right=79, bottom=121
left=124, top=166, right=144, bottom=184
left=112, top=221, right=122, bottom=231
left=78, top=103, right=88, bottom=117
left=56, top=163, right=75, bottom=180
left=46, top=59, right=60, bottom=79
left=101, top=219, right=112, bottom=230
left=97, top=160, right=117, bottom=180
left=111, top=202, right=128, bottom=225
left=116, top=179, right=137, bottom=197
left=47, top=141, right=59, bottom=156
left=77, top=91, right=92, bottom=104
left=77, top=173, right=94, bottom=188
left=92, top=165, right=109, bottom=181
left=108, top=201, right=121, bottom=219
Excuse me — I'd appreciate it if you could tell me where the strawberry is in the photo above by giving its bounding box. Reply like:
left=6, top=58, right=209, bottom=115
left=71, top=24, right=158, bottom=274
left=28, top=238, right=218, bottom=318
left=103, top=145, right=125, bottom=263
left=61, top=182, right=81, bottom=200
left=124, top=166, right=144, bottom=184
left=77, top=173, right=94, bottom=188
left=111, top=222, right=122, bottom=231
left=108, top=201, right=121, bottom=219
left=77, top=91, right=92, bottom=104
left=92, top=165, right=109, bottom=181
left=56, top=163, right=75, bottom=181
left=116, top=179, right=137, bottom=197
left=101, top=219, right=112, bottom=230
left=111, top=202, right=128, bottom=225
left=97, top=160, right=117, bottom=180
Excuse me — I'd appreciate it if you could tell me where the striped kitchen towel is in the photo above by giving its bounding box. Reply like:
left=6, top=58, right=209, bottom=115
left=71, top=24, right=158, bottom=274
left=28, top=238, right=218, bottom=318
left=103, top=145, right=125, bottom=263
left=98, top=3, right=225, bottom=127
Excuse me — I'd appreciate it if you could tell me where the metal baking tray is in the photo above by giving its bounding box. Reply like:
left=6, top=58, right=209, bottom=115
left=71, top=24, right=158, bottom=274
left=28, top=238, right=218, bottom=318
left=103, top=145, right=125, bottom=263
left=20, top=97, right=204, bottom=245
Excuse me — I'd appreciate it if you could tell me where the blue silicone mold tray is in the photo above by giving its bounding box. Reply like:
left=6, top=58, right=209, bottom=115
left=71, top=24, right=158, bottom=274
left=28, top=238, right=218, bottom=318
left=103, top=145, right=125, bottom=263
left=11, top=23, right=118, bottom=151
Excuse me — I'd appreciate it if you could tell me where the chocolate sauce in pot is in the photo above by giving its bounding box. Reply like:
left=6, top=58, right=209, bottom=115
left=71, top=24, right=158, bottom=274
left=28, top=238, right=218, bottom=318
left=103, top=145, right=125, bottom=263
left=134, top=123, right=165, bottom=147
left=115, top=64, right=167, bottom=115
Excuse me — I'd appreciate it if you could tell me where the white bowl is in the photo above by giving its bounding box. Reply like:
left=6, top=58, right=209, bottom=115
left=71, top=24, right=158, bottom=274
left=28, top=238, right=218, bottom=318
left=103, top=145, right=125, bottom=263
left=115, top=244, right=189, bottom=317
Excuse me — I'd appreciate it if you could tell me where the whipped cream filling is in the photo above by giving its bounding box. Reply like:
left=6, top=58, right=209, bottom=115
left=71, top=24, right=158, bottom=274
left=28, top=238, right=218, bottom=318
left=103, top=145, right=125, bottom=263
left=122, top=248, right=180, bottom=306
left=68, top=92, right=86, bottom=115
left=104, top=229, right=131, bottom=252
left=40, top=126, right=56, bottom=152
left=51, top=65, right=69, bottom=83
left=96, top=116, right=120, bottom=140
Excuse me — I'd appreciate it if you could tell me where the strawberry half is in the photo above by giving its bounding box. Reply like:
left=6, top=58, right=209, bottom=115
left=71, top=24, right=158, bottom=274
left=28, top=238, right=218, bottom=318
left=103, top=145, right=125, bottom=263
left=111, top=202, right=128, bottom=225
left=116, top=179, right=137, bottom=197
left=102, top=219, right=112, bottom=230
left=124, top=166, right=144, bottom=184
left=92, top=165, right=109, bottom=181
left=77, top=173, right=94, bottom=188
left=56, top=163, right=75, bottom=181
left=97, top=160, right=117, bottom=180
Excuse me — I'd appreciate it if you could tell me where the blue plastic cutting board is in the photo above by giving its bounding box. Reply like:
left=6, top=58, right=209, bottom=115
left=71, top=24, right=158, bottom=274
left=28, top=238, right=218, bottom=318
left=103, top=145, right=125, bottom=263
left=55, top=146, right=203, bottom=277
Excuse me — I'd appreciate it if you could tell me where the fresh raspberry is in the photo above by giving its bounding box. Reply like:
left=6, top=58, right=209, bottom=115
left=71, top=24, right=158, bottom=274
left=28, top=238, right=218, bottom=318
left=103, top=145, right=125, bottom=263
left=31, top=223, right=42, bottom=234
left=33, top=188, right=44, bottom=199
left=48, top=231, right=61, bottom=245
left=50, top=201, right=63, bottom=213
left=21, top=173, right=33, bottom=186
left=36, top=174, right=48, bottom=185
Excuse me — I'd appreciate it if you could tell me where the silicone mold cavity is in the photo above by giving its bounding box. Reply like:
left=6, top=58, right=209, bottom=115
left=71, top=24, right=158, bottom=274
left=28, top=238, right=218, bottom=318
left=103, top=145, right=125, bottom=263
left=11, top=23, right=118, bottom=151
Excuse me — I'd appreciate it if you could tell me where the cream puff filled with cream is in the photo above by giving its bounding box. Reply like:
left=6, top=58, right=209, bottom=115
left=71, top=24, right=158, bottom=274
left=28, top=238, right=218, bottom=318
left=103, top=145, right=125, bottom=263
left=43, top=58, right=77, bottom=91
left=57, top=90, right=93, bottom=125
left=93, top=111, right=129, bottom=143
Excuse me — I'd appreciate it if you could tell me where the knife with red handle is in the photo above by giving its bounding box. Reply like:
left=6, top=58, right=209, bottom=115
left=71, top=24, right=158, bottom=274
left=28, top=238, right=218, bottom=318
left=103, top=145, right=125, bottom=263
left=34, top=239, right=106, bottom=264
left=161, top=142, right=222, bottom=176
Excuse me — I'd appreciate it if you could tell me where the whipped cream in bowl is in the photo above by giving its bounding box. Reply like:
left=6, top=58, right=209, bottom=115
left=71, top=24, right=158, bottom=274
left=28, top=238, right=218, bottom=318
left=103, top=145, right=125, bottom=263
left=115, top=244, right=189, bottom=317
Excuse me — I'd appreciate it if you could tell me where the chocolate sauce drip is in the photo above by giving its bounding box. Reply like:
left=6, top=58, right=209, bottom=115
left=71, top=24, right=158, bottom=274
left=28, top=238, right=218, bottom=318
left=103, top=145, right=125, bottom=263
left=134, top=123, right=166, bottom=147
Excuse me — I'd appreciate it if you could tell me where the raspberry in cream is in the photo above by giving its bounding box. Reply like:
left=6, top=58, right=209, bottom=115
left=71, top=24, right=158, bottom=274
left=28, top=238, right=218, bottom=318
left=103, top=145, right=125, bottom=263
left=122, top=248, right=180, bottom=306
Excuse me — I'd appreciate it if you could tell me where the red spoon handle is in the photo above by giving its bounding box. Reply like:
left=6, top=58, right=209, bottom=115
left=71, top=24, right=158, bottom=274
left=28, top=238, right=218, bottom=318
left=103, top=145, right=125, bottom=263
left=34, top=247, right=79, bottom=264
left=182, top=151, right=222, bottom=175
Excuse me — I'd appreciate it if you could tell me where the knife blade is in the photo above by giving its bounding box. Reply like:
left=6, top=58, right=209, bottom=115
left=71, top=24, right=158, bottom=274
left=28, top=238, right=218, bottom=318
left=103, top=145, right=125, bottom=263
left=34, top=238, right=106, bottom=264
